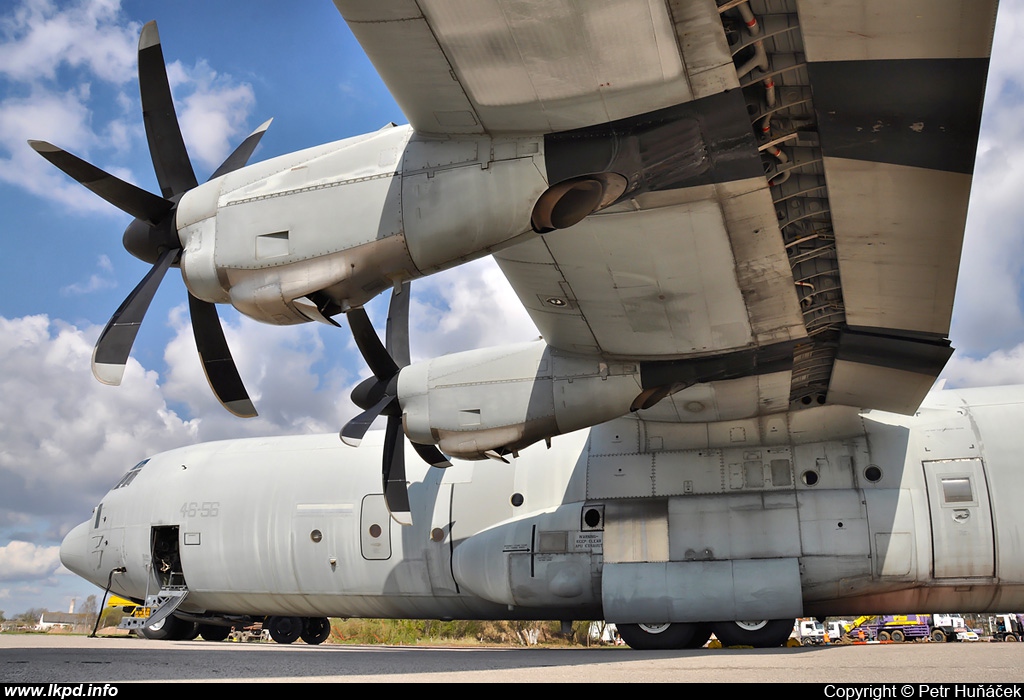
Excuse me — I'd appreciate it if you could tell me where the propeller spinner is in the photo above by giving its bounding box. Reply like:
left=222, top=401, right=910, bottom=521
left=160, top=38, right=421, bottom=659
left=29, top=21, right=270, bottom=418
left=341, top=282, right=451, bottom=525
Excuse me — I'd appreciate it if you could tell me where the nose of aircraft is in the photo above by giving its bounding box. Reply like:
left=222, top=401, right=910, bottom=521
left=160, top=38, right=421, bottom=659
left=60, top=521, right=93, bottom=580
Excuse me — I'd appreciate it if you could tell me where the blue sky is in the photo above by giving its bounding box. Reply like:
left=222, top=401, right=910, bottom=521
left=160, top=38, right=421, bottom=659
left=1, top=0, right=1024, bottom=618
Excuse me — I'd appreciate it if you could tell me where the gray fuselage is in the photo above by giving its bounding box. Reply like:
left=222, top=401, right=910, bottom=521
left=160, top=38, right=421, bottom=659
left=60, top=384, right=1024, bottom=624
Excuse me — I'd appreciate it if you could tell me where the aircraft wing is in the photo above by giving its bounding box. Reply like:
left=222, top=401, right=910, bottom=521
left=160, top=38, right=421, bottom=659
left=335, top=0, right=998, bottom=418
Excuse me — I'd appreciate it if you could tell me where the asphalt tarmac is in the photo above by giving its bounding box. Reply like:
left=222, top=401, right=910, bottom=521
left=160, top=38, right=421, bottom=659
left=2, top=635, right=1023, bottom=683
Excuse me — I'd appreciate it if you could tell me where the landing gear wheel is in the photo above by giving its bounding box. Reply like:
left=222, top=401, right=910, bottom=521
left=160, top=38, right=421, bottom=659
left=617, top=622, right=705, bottom=650
left=266, top=616, right=304, bottom=644
left=197, top=623, right=231, bottom=642
left=141, top=615, right=198, bottom=641
left=711, top=619, right=794, bottom=648
left=301, top=617, right=331, bottom=645
left=890, top=629, right=906, bottom=643
left=684, top=623, right=713, bottom=649
left=930, top=629, right=947, bottom=643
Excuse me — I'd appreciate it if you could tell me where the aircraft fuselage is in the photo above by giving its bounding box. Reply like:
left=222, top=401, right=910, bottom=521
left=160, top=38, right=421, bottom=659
left=60, top=384, right=1024, bottom=647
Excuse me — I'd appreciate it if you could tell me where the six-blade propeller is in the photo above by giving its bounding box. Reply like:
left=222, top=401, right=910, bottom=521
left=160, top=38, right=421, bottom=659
left=29, top=21, right=267, bottom=418
left=341, top=283, right=451, bottom=525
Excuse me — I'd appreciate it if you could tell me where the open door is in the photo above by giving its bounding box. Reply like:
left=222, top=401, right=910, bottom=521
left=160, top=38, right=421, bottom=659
left=151, top=525, right=186, bottom=587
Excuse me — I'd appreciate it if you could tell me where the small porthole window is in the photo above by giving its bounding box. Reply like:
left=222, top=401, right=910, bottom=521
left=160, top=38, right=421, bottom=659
left=802, top=470, right=819, bottom=486
left=864, top=465, right=882, bottom=483
left=430, top=528, right=445, bottom=542
left=941, top=477, right=974, bottom=504
left=310, top=529, right=322, bottom=543
left=369, top=523, right=382, bottom=538
left=511, top=493, right=525, bottom=507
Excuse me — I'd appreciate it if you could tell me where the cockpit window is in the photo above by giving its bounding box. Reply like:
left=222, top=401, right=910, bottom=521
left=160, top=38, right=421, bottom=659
left=114, top=459, right=149, bottom=489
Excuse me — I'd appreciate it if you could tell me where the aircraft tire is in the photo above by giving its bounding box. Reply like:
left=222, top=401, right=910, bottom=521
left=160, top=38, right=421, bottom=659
left=617, top=622, right=704, bottom=650
left=301, top=617, right=332, bottom=645
left=141, top=615, right=198, bottom=641
left=197, top=623, right=231, bottom=642
left=267, top=615, right=304, bottom=644
left=711, top=619, right=793, bottom=648
left=684, top=623, right=713, bottom=649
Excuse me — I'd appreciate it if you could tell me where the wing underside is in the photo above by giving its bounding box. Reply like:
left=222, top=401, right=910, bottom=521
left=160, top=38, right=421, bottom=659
left=335, top=0, right=998, bottom=420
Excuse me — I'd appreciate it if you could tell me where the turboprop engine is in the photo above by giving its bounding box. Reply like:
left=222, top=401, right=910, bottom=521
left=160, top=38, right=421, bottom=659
left=399, top=341, right=643, bottom=460
left=176, top=126, right=553, bottom=326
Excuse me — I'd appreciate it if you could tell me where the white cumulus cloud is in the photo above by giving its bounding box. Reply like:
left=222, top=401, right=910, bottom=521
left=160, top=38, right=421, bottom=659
left=0, top=315, right=199, bottom=538
left=0, top=541, right=62, bottom=582
left=0, top=0, right=138, bottom=84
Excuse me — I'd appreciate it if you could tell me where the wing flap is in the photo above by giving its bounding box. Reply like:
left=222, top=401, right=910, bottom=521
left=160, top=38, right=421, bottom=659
left=827, top=161, right=973, bottom=335
left=495, top=177, right=807, bottom=360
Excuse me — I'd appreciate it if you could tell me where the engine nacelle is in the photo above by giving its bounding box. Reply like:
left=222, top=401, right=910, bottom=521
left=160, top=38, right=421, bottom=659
left=175, top=125, right=549, bottom=325
left=398, top=340, right=642, bottom=459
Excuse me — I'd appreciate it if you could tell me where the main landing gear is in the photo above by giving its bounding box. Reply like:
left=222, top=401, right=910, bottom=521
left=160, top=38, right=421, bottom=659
left=142, top=615, right=332, bottom=644
left=617, top=622, right=713, bottom=650
left=615, top=618, right=794, bottom=650
left=265, top=616, right=332, bottom=645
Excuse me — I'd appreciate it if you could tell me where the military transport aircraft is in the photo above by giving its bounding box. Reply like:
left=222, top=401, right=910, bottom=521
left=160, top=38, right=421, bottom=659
left=46, top=0, right=1012, bottom=649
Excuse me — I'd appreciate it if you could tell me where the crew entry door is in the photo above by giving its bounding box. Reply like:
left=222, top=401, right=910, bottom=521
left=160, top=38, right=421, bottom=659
left=922, top=459, right=995, bottom=579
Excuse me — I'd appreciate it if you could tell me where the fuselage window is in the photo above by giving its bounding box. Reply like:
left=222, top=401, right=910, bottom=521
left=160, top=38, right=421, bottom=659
left=114, top=458, right=150, bottom=489
left=941, top=476, right=974, bottom=504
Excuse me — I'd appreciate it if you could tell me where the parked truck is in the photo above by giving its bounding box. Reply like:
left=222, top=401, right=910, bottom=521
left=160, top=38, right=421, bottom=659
left=844, top=614, right=976, bottom=642
left=928, top=614, right=979, bottom=642
left=794, top=619, right=853, bottom=645
left=828, top=620, right=851, bottom=640
left=794, top=619, right=826, bottom=645
left=987, top=614, right=1024, bottom=642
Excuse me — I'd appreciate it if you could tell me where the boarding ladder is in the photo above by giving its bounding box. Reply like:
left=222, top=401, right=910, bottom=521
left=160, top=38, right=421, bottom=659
left=118, top=586, right=188, bottom=630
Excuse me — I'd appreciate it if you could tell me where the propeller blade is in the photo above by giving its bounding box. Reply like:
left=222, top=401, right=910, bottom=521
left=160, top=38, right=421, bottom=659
left=27, top=141, right=171, bottom=224
left=349, top=375, right=386, bottom=411
left=34, top=21, right=264, bottom=420
left=208, top=118, right=274, bottom=181
left=347, top=306, right=399, bottom=381
left=188, top=292, right=257, bottom=418
left=412, top=442, right=453, bottom=469
left=386, top=281, right=411, bottom=369
left=382, top=415, right=413, bottom=526
left=92, top=248, right=175, bottom=386
left=138, top=20, right=197, bottom=198
left=342, top=284, right=449, bottom=479
left=340, top=392, right=393, bottom=447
